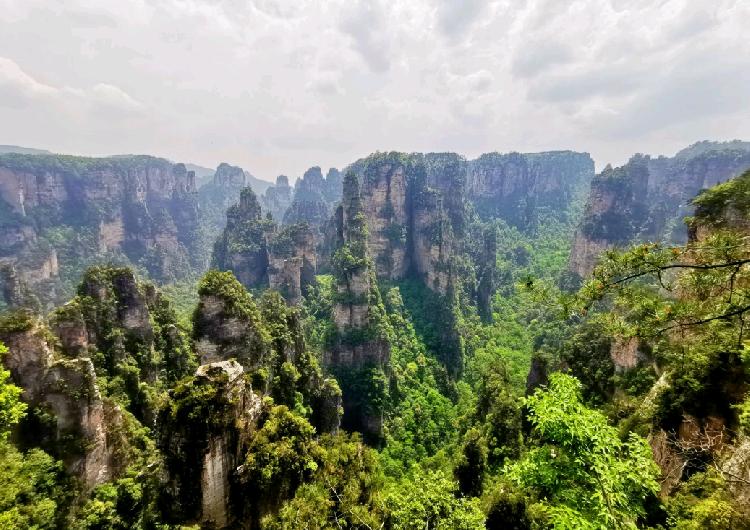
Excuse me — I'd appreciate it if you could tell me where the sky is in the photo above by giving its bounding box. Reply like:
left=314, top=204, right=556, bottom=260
left=0, top=0, right=749, bottom=183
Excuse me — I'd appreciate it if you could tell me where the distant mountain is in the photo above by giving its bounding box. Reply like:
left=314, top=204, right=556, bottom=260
left=569, top=140, right=750, bottom=277
left=0, top=152, right=205, bottom=307
left=674, top=139, right=750, bottom=160
left=244, top=170, right=273, bottom=196
left=0, top=145, right=53, bottom=155
left=184, top=163, right=215, bottom=187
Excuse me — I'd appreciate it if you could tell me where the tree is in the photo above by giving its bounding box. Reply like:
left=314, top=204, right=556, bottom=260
left=508, top=373, right=659, bottom=529
left=0, top=342, right=25, bottom=440
left=0, top=341, right=69, bottom=529
left=263, top=433, right=384, bottom=530
left=385, top=469, right=485, bottom=530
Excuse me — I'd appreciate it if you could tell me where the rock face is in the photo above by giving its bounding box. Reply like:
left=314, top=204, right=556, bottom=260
left=212, top=187, right=318, bottom=304
left=267, top=223, right=317, bottom=305
left=160, top=360, right=263, bottom=528
left=322, top=167, right=343, bottom=204
left=45, top=266, right=195, bottom=430
left=192, top=273, right=270, bottom=369
left=326, top=172, right=390, bottom=442
left=358, top=158, right=409, bottom=280
left=342, top=151, right=593, bottom=293
left=0, top=311, right=115, bottom=490
left=283, top=167, right=332, bottom=229
left=0, top=153, right=202, bottom=305
left=261, top=175, right=293, bottom=221
left=475, top=225, right=498, bottom=322
left=569, top=142, right=750, bottom=277
left=467, top=150, right=594, bottom=229
left=212, top=187, right=273, bottom=289
left=198, top=162, right=248, bottom=237
left=163, top=270, right=341, bottom=526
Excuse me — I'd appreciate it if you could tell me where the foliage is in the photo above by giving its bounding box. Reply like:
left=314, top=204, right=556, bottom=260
left=692, top=169, right=750, bottom=226
left=0, top=343, right=26, bottom=440
left=0, top=343, right=70, bottom=528
left=508, top=373, right=660, bottom=529
left=380, top=287, right=458, bottom=474
left=666, top=470, right=747, bottom=530
left=262, top=433, right=385, bottom=530
left=576, top=228, right=750, bottom=429
left=384, top=469, right=485, bottom=529
left=0, top=443, right=69, bottom=529
left=241, top=405, right=322, bottom=517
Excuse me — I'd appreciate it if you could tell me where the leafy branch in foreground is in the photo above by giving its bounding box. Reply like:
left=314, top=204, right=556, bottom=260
left=577, top=231, right=750, bottom=343
left=507, top=373, right=659, bottom=529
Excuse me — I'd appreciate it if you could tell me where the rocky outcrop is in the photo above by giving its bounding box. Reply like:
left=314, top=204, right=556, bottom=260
left=192, top=270, right=270, bottom=369
left=358, top=158, right=409, bottom=280
left=342, top=150, right=592, bottom=294
left=212, top=187, right=273, bottom=289
left=411, top=153, right=466, bottom=294
left=342, top=153, right=458, bottom=290
left=160, top=360, right=263, bottom=528
left=261, top=175, right=293, bottom=221
left=322, top=167, right=343, bottom=204
left=283, top=167, right=331, bottom=229
left=0, top=311, right=115, bottom=490
left=212, top=187, right=318, bottom=304
left=569, top=142, right=750, bottom=277
left=467, top=150, right=594, bottom=229
left=198, top=163, right=248, bottom=236
left=326, top=172, right=390, bottom=442
left=475, top=225, right=498, bottom=322
left=46, top=266, right=195, bottom=426
left=0, top=153, right=202, bottom=305
left=267, top=223, right=316, bottom=305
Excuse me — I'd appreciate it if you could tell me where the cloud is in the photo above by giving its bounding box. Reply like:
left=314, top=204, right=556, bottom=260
left=0, top=56, right=57, bottom=106
left=434, top=0, right=487, bottom=41
left=305, top=71, right=345, bottom=96
left=338, top=0, right=393, bottom=72
left=0, top=0, right=748, bottom=178
left=0, top=56, right=143, bottom=113
left=90, top=83, right=144, bottom=112
left=512, top=40, right=574, bottom=78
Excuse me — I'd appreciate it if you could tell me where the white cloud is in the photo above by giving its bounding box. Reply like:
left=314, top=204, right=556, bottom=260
left=0, top=57, right=57, bottom=105
left=0, top=0, right=748, bottom=179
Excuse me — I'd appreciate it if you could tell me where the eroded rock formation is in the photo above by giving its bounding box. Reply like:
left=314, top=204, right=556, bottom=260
left=0, top=153, right=202, bottom=305
left=326, top=172, right=390, bottom=442
left=212, top=186, right=318, bottom=305
left=261, top=174, right=293, bottom=221
left=569, top=142, right=750, bottom=277
left=160, top=360, right=263, bottom=528
left=0, top=311, right=116, bottom=490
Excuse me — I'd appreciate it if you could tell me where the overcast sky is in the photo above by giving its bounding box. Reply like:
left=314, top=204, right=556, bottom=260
left=1, top=0, right=748, bottom=182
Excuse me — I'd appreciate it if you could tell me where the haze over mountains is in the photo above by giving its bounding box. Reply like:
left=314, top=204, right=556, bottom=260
left=1, top=140, right=749, bottom=311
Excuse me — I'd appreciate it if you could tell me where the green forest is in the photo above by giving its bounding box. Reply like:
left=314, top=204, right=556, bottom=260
left=1, top=153, right=750, bottom=530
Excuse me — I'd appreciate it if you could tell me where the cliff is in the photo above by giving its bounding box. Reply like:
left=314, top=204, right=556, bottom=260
left=159, top=360, right=263, bottom=528
left=0, top=265, right=195, bottom=493
left=342, top=150, right=592, bottom=291
left=569, top=142, right=750, bottom=277
left=267, top=223, right=317, bottom=305
left=261, top=174, right=293, bottom=221
left=326, top=172, right=391, bottom=442
left=0, top=153, right=202, bottom=306
left=283, top=167, right=334, bottom=229
left=198, top=162, right=248, bottom=237
left=211, top=186, right=318, bottom=304
left=467, top=150, right=594, bottom=229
